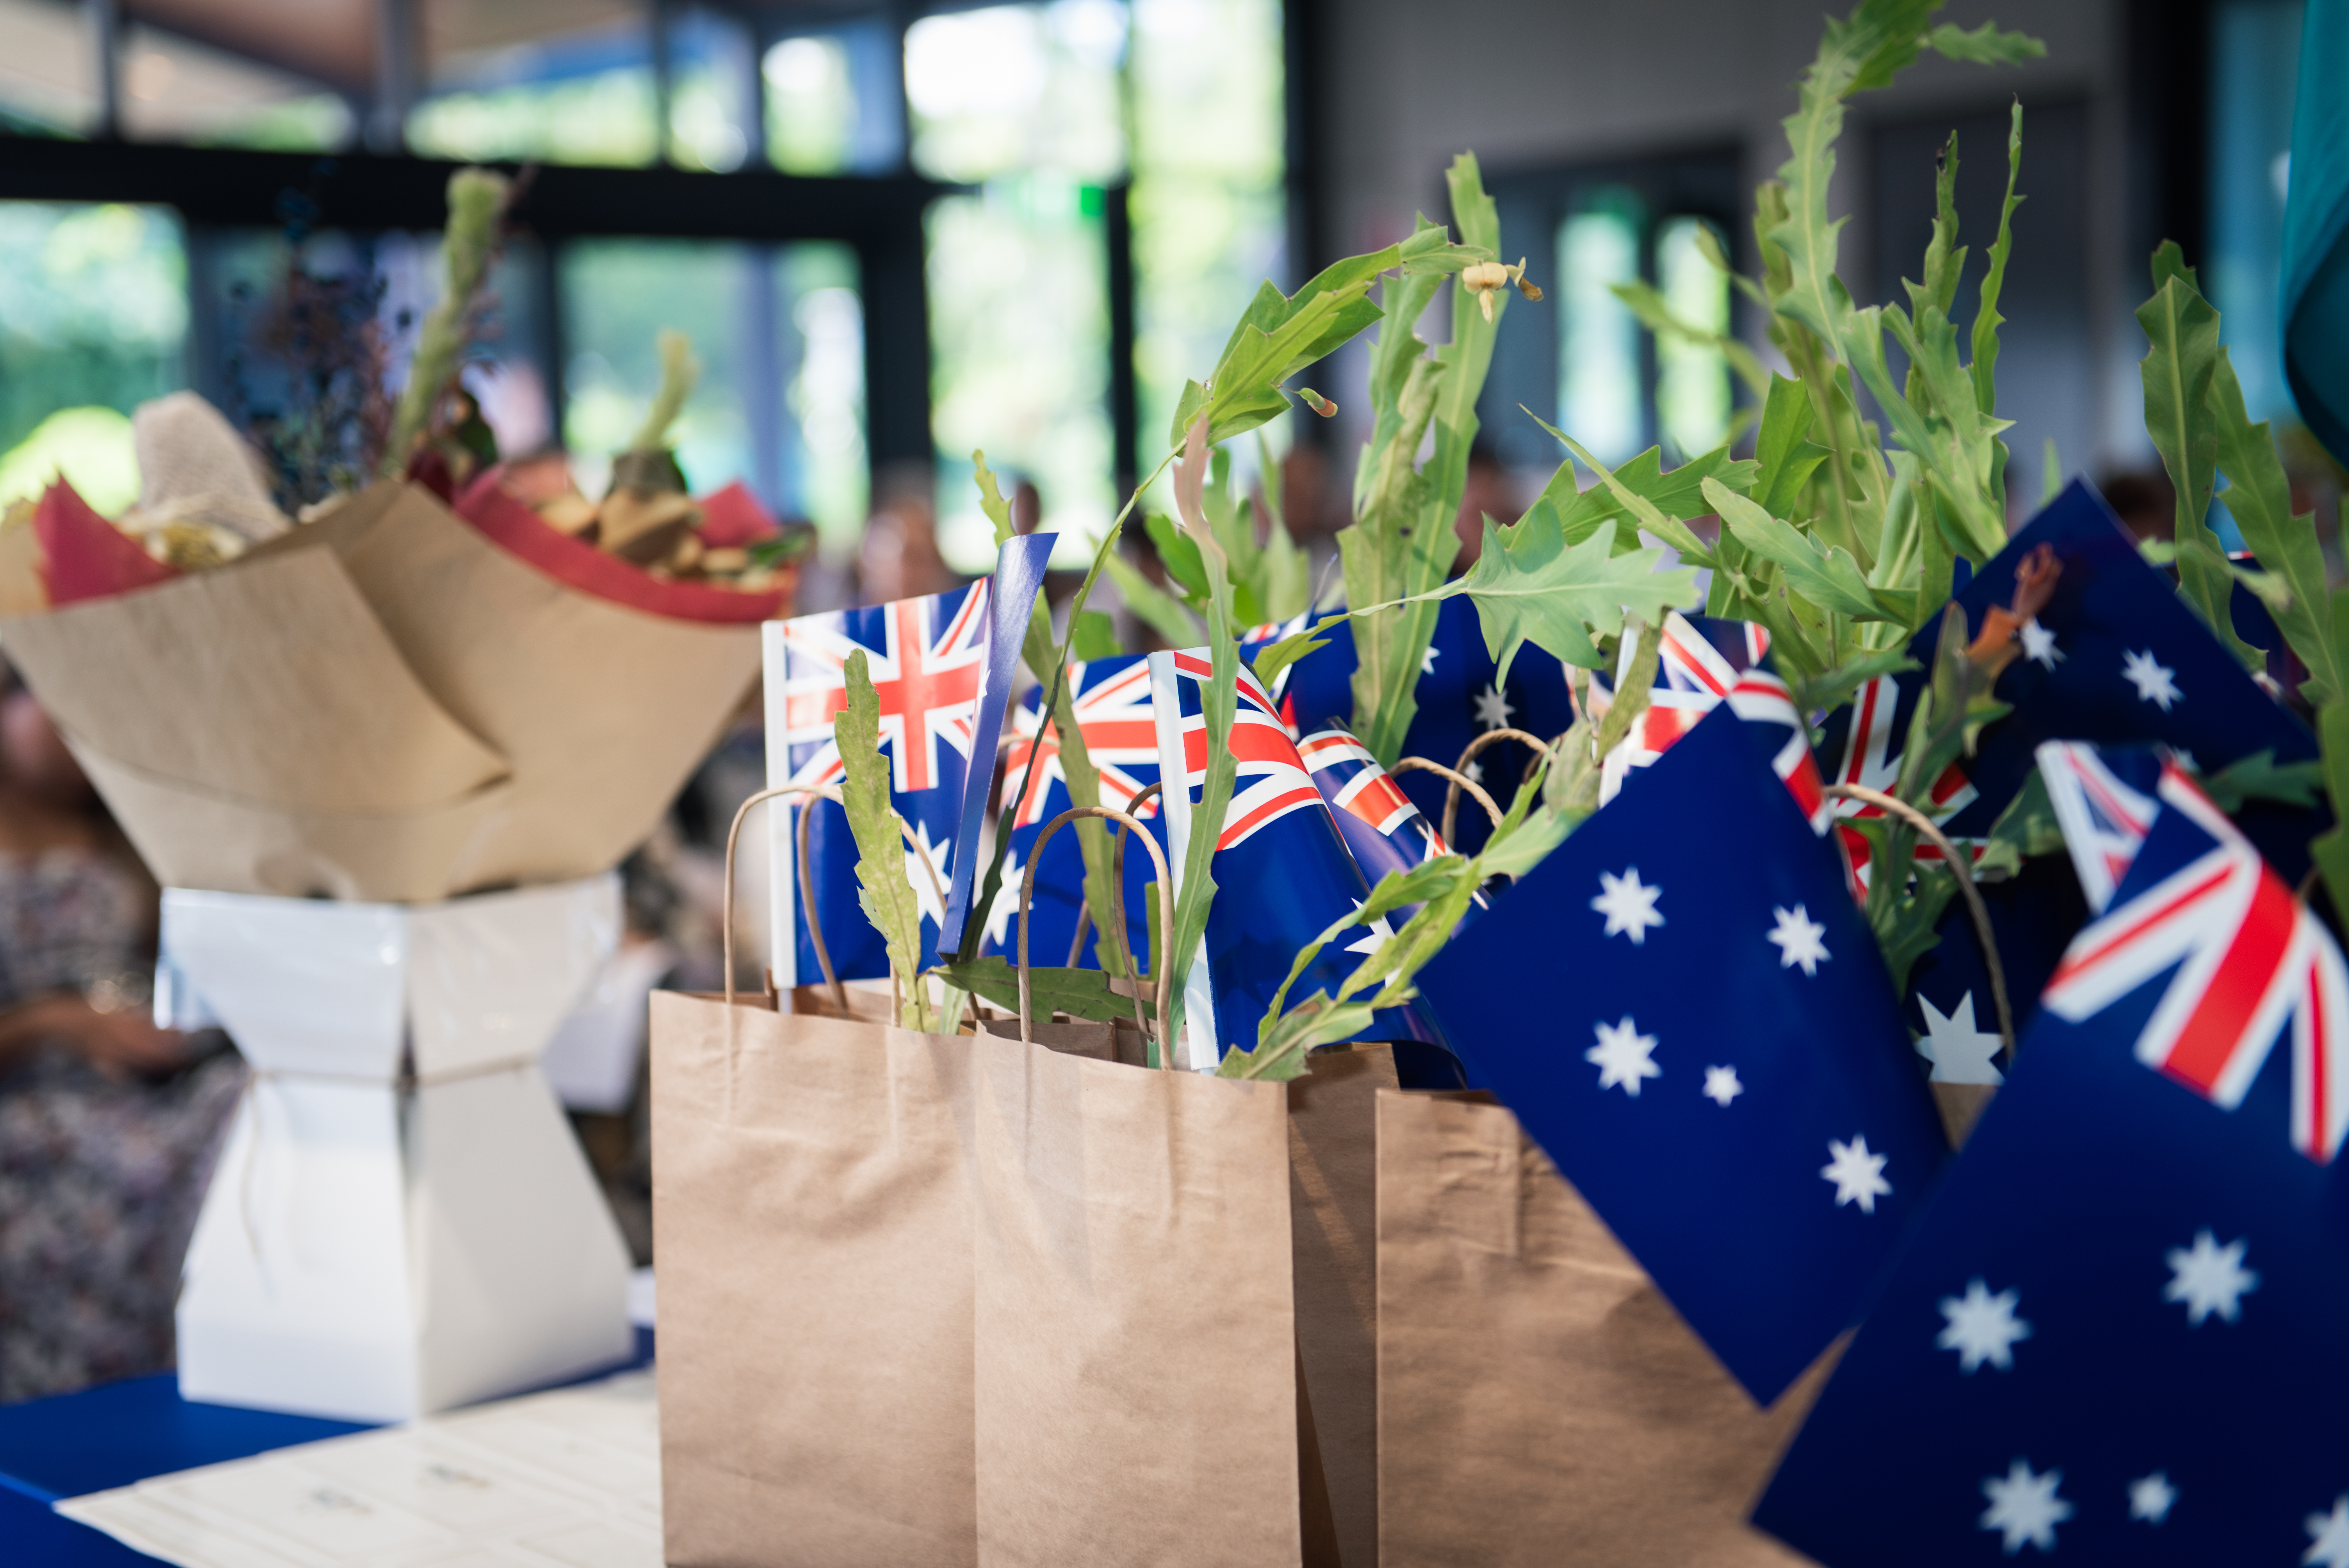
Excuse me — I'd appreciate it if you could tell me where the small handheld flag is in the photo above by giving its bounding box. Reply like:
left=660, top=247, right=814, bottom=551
left=1755, top=749, right=2349, bottom=1565
left=1415, top=706, right=1948, bottom=1403
left=764, top=582, right=993, bottom=985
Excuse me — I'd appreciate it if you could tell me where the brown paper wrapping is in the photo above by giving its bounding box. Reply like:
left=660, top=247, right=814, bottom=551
left=0, top=482, right=761, bottom=901
left=1375, top=1089, right=1830, bottom=1568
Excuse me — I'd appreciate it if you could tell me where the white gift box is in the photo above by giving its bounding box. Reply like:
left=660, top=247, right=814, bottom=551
left=164, top=875, right=635, bottom=1424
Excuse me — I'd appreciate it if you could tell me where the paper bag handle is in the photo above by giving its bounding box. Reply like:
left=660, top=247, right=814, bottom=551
left=719, top=784, right=952, bottom=1017
left=1821, top=781, right=2015, bottom=1061
left=1060, top=781, right=1165, bottom=967
left=1018, top=805, right=1175, bottom=1066
left=1392, top=755, right=1502, bottom=836
left=1439, top=727, right=1554, bottom=845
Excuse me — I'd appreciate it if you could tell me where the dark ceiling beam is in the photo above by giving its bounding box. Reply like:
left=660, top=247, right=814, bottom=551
left=0, top=135, right=950, bottom=243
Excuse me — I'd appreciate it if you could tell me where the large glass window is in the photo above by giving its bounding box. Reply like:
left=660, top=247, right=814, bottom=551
left=911, top=0, right=1128, bottom=570
left=765, top=23, right=905, bottom=176
left=1556, top=191, right=1645, bottom=464
left=560, top=241, right=867, bottom=544
left=408, top=21, right=659, bottom=168
left=1128, top=0, right=1287, bottom=471
left=0, top=202, right=188, bottom=512
left=1653, top=216, right=1733, bottom=461
left=666, top=7, right=756, bottom=174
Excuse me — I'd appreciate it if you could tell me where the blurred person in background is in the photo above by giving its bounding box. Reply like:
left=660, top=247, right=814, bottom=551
left=0, top=662, right=242, bottom=1404
left=858, top=464, right=958, bottom=604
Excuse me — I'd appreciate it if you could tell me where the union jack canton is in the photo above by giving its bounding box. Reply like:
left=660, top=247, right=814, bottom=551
left=1590, top=611, right=1831, bottom=833
left=763, top=584, right=991, bottom=987
left=989, top=652, right=1168, bottom=969
left=2037, top=742, right=2349, bottom=1164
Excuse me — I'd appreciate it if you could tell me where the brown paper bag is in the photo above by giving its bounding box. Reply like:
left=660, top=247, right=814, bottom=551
left=1286, top=1046, right=1395, bottom=1568
left=651, top=986, right=980, bottom=1568
left=964, top=803, right=1344, bottom=1568
left=1375, top=1089, right=1829, bottom=1568
left=967, top=1021, right=1306, bottom=1567
left=1, top=481, right=760, bottom=900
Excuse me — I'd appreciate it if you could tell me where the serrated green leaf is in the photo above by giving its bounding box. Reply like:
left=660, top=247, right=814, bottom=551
left=838, top=650, right=936, bottom=1031
left=2210, top=348, right=2335, bottom=704
left=1539, top=421, right=1719, bottom=565
left=1165, top=412, right=1242, bottom=1049
left=1529, top=438, right=1759, bottom=548
left=1069, top=609, right=1120, bottom=662
left=1973, top=764, right=2064, bottom=881
left=1142, top=512, right=1208, bottom=602
left=2139, top=271, right=2262, bottom=669
left=1754, top=373, right=1833, bottom=517
left=1927, top=18, right=2046, bottom=64
left=2194, top=748, right=2326, bottom=811
left=1971, top=102, right=2024, bottom=425
left=1442, top=516, right=1701, bottom=676
left=973, top=449, right=1016, bottom=546
left=1709, top=478, right=1903, bottom=621
left=1249, top=611, right=1344, bottom=689
left=935, top=958, right=1135, bottom=1026
left=1787, top=645, right=1921, bottom=719
left=1476, top=804, right=1574, bottom=878
left=1101, top=548, right=1207, bottom=647
left=1612, top=277, right=1771, bottom=397
left=2151, top=239, right=2200, bottom=297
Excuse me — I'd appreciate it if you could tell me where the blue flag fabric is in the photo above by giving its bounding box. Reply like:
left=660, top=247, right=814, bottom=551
left=1814, top=479, right=2324, bottom=883
left=1271, top=594, right=1573, bottom=852
left=764, top=583, right=993, bottom=985
left=1755, top=755, right=2349, bottom=1565
left=937, top=533, right=1055, bottom=953
left=1150, top=650, right=1441, bottom=1066
left=1902, top=859, right=2088, bottom=1090
left=991, top=651, right=1168, bottom=971
left=1414, top=706, right=1948, bottom=1403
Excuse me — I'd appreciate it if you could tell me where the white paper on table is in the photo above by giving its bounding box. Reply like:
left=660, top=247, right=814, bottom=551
left=56, top=1370, right=663, bottom=1568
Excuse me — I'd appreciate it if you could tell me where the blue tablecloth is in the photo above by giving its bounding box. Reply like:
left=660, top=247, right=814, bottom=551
left=0, top=1328, right=653, bottom=1565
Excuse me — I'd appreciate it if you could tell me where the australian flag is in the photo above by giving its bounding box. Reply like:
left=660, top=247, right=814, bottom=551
left=763, top=584, right=991, bottom=985
left=1414, top=705, right=1949, bottom=1403
left=989, top=651, right=1169, bottom=971
left=1297, top=725, right=1457, bottom=894
left=1755, top=749, right=2349, bottom=1564
left=1271, top=594, right=1575, bottom=852
left=1816, top=478, right=2323, bottom=886
left=1148, top=649, right=1442, bottom=1069
left=1588, top=610, right=1830, bottom=829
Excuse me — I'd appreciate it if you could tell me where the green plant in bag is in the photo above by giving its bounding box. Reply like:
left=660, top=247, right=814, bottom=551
left=1340, top=155, right=1537, bottom=767
left=2121, top=246, right=2349, bottom=929
left=1233, top=618, right=1679, bottom=1082
left=954, top=227, right=1500, bottom=1020
left=969, top=451, right=1132, bottom=979
left=836, top=650, right=961, bottom=1033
